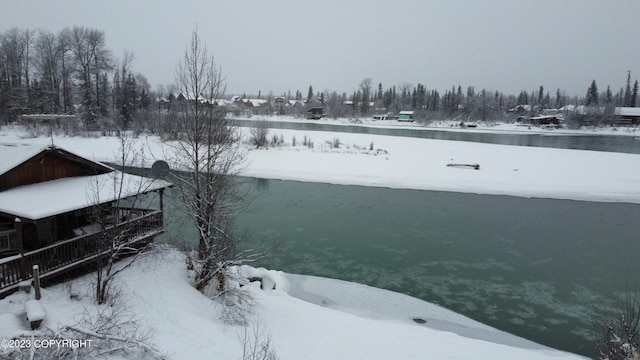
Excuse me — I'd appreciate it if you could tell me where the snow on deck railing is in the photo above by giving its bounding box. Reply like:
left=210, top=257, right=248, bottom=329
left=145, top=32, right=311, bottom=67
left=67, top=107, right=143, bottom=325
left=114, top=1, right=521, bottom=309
left=0, top=209, right=163, bottom=297
left=0, top=253, right=22, bottom=265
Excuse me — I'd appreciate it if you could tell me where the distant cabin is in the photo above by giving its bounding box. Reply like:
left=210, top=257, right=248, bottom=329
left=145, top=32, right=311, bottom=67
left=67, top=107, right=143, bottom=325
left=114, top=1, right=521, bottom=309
left=398, top=111, right=415, bottom=122
left=274, top=97, right=286, bottom=108
left=614, top=107, right=640, bottom=126
left=0, top=145, right=171, bottom=298
left=305, top=107, right=325, bottom=120
left=528, top=116, right=561, bottom=126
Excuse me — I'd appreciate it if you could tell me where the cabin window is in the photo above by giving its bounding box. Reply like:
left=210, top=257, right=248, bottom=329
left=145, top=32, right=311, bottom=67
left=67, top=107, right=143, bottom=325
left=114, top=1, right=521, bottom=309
left=0, top=229, right=18, bottom=253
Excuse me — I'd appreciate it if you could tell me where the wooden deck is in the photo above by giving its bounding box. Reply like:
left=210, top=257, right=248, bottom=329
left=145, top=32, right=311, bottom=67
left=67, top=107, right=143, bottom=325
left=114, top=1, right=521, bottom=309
left=0, top=209, right=164, bottom=298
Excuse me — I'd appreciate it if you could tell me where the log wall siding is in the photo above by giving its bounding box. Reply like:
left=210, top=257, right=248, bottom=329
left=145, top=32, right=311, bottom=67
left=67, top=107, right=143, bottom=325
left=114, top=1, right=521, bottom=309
left=0, top=151, right=109, bottom=191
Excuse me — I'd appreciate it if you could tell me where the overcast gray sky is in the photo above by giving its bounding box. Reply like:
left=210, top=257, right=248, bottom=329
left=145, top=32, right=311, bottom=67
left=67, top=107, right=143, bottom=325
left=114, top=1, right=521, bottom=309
left=2, top=0, right=639, bottom=97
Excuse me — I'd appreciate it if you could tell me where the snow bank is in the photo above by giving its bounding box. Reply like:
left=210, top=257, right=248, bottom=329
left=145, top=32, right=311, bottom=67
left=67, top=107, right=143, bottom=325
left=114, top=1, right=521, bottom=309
left=240, top=128, right=640, bottom=203
left=0, top=248, right=586, bottom=359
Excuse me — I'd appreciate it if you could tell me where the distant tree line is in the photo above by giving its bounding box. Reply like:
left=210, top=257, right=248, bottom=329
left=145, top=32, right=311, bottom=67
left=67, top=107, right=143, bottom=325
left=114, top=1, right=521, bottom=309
left=584, top=72, right=638, bottom=107
left=2, top=26, right=639, bottom=129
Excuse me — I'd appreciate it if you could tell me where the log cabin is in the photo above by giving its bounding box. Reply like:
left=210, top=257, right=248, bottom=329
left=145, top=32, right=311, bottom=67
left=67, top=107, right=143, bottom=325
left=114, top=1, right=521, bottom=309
left=0, top=145, right=171, bottom=298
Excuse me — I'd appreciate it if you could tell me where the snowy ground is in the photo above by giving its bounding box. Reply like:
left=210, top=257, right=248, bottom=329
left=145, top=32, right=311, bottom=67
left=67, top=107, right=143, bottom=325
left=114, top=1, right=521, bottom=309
left=0, top=247, right=586, bottom=359
left=3, top=117, right=638, bottom=204
left=1, top=119, right=634, bottom=359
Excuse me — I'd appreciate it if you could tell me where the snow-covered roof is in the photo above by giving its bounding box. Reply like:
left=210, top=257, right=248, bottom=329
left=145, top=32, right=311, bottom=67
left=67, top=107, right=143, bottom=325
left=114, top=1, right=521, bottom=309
left=615, top=107, right=640, bottom=116
left=0, top=144, right=43, bottom=176
left=244, top=99, right=267, bottom=107
left=0, top=171, right=170, bottom=220
left=399, top=111, right=415, bottom=115
left=212, top=99, right=232, bottom=106
left=0, top=144, right=170, bottom=220
left=0, top=144, right=114, bottom=177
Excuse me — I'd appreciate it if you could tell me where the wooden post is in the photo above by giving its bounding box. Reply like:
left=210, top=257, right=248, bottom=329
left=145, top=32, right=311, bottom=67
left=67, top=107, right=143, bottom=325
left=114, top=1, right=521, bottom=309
left=32, top=265, right=41, bottom=300
left=159, top=188, right=164, bottom=212
left=15, top=218, right=27, bottom=280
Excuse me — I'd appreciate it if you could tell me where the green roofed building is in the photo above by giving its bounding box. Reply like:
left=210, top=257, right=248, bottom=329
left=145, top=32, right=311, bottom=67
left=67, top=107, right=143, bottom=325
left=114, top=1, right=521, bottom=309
left=398, top=111, right=415, bottom=122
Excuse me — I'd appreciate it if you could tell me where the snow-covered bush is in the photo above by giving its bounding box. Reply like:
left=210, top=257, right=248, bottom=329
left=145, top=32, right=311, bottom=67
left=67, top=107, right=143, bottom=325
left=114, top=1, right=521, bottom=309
left=595, top=290, right=639, bottom=360
left=238, top=319, right=279, bottom=360
left=250, top=120, right=269, bottom=148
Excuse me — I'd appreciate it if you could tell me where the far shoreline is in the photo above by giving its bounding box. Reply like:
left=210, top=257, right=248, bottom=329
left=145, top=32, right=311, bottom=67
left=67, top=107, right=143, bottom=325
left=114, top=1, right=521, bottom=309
left=230, top=114, right=640, bottom=138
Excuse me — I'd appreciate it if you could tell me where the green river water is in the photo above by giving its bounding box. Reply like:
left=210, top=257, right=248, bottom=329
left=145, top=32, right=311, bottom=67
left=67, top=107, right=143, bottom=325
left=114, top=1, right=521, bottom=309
left=158, top=177, right=640, bottom=357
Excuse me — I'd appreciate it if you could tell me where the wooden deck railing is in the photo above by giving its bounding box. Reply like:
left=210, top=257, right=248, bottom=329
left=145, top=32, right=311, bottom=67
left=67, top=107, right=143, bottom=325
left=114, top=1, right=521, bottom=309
left=0, top=209, right=163, bottom=297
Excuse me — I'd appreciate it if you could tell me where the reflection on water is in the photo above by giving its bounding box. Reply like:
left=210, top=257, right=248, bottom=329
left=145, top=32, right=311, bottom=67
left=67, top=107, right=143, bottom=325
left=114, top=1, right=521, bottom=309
left=210, top=178, right=640, bottom=357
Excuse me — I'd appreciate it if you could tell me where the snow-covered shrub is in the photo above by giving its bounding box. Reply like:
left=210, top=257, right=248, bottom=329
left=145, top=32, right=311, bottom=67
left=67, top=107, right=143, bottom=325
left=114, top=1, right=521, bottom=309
left=238, top=319, right=279, bottom=360
left=250, top=120, right=269, bottom=148
left=595, top=290, right=639, bottom=360
left=2, top=297, right=165, bottom=360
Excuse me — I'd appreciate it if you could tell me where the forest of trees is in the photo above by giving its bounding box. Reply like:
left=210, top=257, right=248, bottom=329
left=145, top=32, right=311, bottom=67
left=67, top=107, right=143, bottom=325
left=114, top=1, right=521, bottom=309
left=1, top=26, right=638, bottom=130
left=0, top=27, right=153, bottom=130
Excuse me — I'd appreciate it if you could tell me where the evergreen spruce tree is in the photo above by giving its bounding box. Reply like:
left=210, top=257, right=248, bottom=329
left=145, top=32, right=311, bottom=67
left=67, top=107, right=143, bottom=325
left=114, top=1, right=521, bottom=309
left=586, top=80, right=599, bottom=106
left=605, top=86, right=613, bottom=104
left=631, top=80, right=638, bottom=107
left=624, top=71, right=632, bottom=106
left=307, top=85, right=313, bottom=102
left=517, top=90, right=529, bottom=105
left=538, top=85, right=544, bottom=107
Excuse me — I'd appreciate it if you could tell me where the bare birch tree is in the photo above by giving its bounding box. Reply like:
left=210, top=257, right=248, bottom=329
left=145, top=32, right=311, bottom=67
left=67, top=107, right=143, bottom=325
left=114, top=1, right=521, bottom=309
left=169, top=28, right=252, bottom=293
left=90, top=133, right=157, bottom=304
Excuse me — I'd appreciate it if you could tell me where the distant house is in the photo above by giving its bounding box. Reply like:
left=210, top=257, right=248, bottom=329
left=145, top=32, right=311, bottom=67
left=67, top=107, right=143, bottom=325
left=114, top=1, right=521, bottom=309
left=507, top=104, right=531, bottom=114
left=398, top=111, right=415, bottom=122
left=305, top=107, right=325, bottom=120
left=528, top=115, right=561, bottom=126
left=558, top=105, right=576, bottom=114
left=614, top=107, right=640, bottom=125
left=243, top=99, right=268, bottom=108
left=176, top=92, right=208, bottom=104
left=0, top=145, right=171, bottom=298
left=274, top=97, right=286, bottom=108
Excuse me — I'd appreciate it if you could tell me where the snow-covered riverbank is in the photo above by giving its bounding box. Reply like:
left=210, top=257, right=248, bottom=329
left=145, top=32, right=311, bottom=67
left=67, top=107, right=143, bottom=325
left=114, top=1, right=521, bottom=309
left=0, top=247, right=586, bottom=359
left=4, top=119, right=638, bottom=204
left=241, top=127, right=640, bottom=203
left=234, top=114, right=640, bottom=137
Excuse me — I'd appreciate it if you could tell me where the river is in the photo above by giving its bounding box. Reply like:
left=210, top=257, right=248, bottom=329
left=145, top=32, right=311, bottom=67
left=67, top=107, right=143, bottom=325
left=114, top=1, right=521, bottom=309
left=157, top=177, right=640, bottom=358
left=154, top=122, right=640, bottom=358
